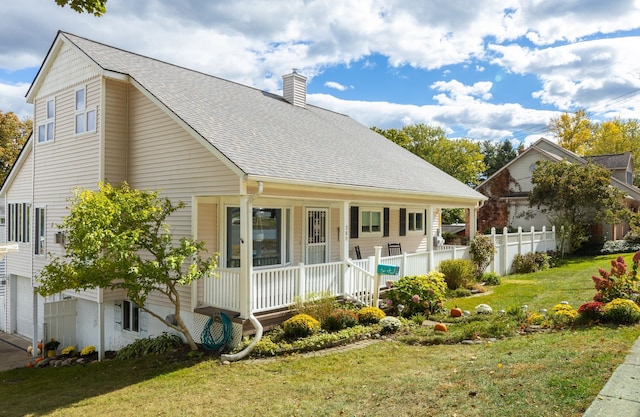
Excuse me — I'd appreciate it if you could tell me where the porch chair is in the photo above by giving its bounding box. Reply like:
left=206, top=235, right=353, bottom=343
left=387, top=242, right=402, bottom=256
left=354, top=245, right=362, bottom=260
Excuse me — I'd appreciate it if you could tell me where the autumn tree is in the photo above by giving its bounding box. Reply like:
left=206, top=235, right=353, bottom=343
left=548, top=110, right=593, bottom=155
left=54, top=0, right=107, bottom=15
left=529, top=160, right=629, bottom=254
left=373, top=124, right=486, bottom=186
left=37, top=182, right=218, bottom=350
left=0, top=110, right=31, bottom=185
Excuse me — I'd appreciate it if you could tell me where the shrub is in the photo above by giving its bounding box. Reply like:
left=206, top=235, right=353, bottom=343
left=379, top=317, right=402, bottom=334
left=511, top=252, right=550, bottom=274
left=469, top=235, right=495, bottom=279
left=291, top=291, right=337, bottom=324
left=438, top=259, right=475, bottom=290
left=549, top=303, right=578, bottom=328
left=322, top=309, right=358, bottom=332
left=116, top=332, right=183, bottom=360
left=602, top=298, right=640, bottom=324
left=577, top=301, right=605, bottom=322
left=481, top=272, right=501, bottom=286
left=385, top=272, right=447, bottom=317
left=526, top=312, right=548, bottom=326
left=357, top=306, right=386, bottom=325
left=505, top=305, right=527, bottom=322
left=61, top=345, right=76, bottom=356
left=591, top=254, right=640, bottom=303
left=283, top=314, right=321, bottom=339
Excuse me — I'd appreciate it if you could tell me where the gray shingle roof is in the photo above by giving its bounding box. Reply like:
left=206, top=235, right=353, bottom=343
left=60, top=32, right=484, bottom=201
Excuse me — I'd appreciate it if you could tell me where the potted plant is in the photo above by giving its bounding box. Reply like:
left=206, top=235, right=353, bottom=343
left=44, top=338, right=60, bottom=358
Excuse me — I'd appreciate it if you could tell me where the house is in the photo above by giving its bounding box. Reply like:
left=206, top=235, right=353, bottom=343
left=0, top=31, right=485, bottom=357
left=477, top=137, right=640, bottom=240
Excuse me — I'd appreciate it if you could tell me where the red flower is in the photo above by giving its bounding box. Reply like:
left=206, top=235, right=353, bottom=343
left=633, top=250, right=640, bottom=263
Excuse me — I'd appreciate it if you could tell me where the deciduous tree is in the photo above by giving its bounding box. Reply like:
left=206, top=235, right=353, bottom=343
left=37, top=182, right=218, bottom=350
left=0, top=110, right=31, bottom=185
left=529, top=160, right=629, bottom=254
left=54, top=0, right=107, bottom=16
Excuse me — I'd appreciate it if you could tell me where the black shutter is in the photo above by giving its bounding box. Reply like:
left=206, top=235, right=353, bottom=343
left=350, top=206, right=359, bottom=239
left=424, top=209, right=428, bottom=235
left=399, top=208, right=406, bottom=236
left=383, top=207, right=390, bottom=237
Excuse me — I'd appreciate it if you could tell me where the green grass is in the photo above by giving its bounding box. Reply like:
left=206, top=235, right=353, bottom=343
left=1, top=253, right=639, bottom=417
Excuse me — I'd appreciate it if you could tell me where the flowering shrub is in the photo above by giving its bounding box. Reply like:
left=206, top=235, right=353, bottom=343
left=602, top=298, right=640, bottom=324
left=591, top=252, right=640, bottom=303
left=283, top=314, right=321, bottom=339
left=379, top=317, right=402, bottom=334
left=577, top=301, right=605, bottom=322
left=526, top=312, right=547, bottom=326
left=80, top=345, right=96, bottom=356
left=357, top=306, right=386, bottom=325
left=61, top=345, right=76, bottom=356
left=385, top=272, right=447, bottom=317
left=549, top=303, right=577, bottom=328
left=322, top=309, right=358, bottom=332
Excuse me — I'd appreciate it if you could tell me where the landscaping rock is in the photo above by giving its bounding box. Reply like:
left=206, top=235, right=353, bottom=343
left=475, top=304, right=493, bottom=314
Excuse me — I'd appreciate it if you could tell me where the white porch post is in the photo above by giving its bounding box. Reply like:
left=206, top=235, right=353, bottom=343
left=426, top=206, right=434, bottom=271
left=373, top=246, right=382, bottom=307
left=469, top=205, right=478, bottom=242
left=340, top=201, right=349, bottom=261
left=239, top=196, right=254, bottom=318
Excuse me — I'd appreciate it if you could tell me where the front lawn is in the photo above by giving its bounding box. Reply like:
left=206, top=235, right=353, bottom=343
left=1, top=253, right=639, bottom=417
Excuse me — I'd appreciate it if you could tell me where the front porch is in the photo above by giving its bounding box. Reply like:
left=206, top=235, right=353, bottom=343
left=195, top=245, right=468, bottom=325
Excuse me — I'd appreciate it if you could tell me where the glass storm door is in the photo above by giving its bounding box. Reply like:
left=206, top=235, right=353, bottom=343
left=306, top=209, right=328, bottom=264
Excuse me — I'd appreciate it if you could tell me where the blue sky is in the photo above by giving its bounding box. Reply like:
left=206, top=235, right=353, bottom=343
left=1, top=0, right=640, bottom=146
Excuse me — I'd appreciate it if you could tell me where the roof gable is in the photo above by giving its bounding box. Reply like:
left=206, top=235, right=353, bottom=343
left=47, top=32, right=483, bottom=202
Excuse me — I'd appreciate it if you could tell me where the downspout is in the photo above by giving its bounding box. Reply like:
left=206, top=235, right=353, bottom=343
left=221, top=181, right=264, bottom=362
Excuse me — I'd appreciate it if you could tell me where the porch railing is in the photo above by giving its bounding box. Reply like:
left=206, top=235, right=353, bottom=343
left=202, top=226, right=557, bottom=315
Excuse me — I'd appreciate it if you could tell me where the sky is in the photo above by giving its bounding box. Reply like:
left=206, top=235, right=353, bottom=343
left=1, top=0, right=640, bottom=146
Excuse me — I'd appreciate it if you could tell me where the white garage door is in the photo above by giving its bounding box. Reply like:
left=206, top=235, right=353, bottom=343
left=16, top=276, right=33, bottom=338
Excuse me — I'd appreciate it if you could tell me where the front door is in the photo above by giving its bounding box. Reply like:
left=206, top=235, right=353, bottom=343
left=306, top=208, right=328, bottom=264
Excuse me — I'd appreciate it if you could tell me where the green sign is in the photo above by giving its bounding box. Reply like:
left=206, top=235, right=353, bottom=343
left=377, top=264, right=400, bottom=275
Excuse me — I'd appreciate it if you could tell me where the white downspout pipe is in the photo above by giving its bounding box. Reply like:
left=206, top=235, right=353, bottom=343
left=221, top=181, right=264, bottom=362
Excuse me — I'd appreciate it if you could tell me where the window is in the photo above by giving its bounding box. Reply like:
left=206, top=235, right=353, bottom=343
left=7, top=203, right=30, bottom=243
left=35, top=207, right=46, bottom=255
left=38, top=99, right=55, bottom=143
left=75, top=87, right=97, bottom=135
left=226, top=206, right=288, bottom=267
left=122, top=300, right=139, bottom=332
left=407, top=211, right=424, bottom=233
left=360, top=208, right=382, bottom=235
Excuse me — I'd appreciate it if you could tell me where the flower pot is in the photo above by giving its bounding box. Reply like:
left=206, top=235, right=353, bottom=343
left=47, top=350, right=57, bottom=358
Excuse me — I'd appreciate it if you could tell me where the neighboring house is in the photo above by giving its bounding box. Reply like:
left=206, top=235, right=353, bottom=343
left=477, top=137, right=640, bottom=240
left=1, top=31, right=485, bottom=355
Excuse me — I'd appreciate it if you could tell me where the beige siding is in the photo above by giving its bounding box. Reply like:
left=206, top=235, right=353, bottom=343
left=196, top=201, right=218, bottom=304
left=32, top=75, right=102, bottom=301
left=38, top=43, right=100, bottom=99
left=127, top=87, right=240, bottom=309
left=5, top=151, right=34, bottom=279
left=104, top=79, right=128, bottom=183
left=508, top=152, right=540, bottom=192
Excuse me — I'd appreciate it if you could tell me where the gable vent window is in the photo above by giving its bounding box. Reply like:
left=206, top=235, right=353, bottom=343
left=37, top=99, right=55, bottom=143
left=75, top=87, right=97, bottom=135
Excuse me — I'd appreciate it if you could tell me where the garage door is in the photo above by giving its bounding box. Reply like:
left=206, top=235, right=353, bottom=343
left=16, top=276, right=33, bottom=338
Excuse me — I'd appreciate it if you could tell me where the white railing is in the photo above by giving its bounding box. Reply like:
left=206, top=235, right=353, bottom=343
left=203, top=226, right=557, bottom=313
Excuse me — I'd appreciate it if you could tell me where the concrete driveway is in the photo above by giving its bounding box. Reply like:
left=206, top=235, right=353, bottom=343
left=0, top=332, right=32, bottom=372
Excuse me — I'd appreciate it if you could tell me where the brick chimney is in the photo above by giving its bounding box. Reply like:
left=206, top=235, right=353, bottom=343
left=282, top=69, right=307, bottom=108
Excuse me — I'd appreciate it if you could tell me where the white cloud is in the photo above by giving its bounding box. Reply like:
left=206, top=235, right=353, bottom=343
left=0, top=83, right=31, bottom=119
left=324, top=81, right=351, bottom=91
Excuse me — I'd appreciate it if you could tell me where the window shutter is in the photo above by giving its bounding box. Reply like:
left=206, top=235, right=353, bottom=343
left=399, top=208, right=406, bottom=236
left=424, top=209, right=428, bottom=235
left=383, top=207, right=390, bottom=237
left=350, top=206, right=359, bottom=239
